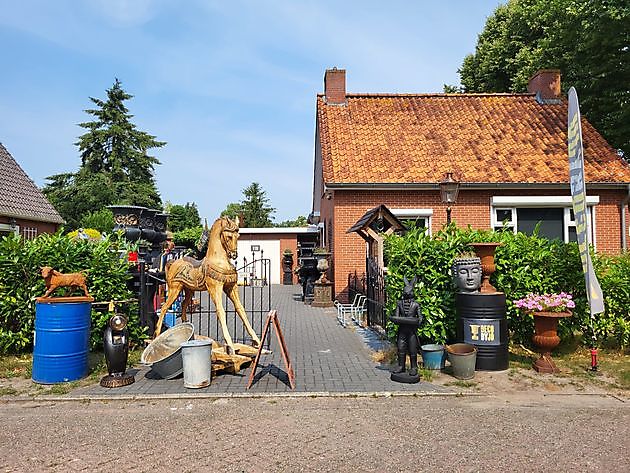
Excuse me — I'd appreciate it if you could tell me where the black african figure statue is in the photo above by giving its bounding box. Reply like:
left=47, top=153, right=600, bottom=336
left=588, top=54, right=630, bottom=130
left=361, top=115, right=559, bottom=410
left=390, top=276, right=423, bottom=383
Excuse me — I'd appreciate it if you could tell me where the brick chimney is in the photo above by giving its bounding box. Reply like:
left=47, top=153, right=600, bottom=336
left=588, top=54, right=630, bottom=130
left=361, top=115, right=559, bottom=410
left=527, top=69, right=561, bottom=101
left=324, top=68, right=346, bottom=105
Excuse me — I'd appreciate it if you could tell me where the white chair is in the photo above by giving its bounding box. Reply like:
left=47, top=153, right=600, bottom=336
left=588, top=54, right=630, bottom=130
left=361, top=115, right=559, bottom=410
left=334, top=294, right=365, bottom=327
left=351, top=296, right=368, bottom=326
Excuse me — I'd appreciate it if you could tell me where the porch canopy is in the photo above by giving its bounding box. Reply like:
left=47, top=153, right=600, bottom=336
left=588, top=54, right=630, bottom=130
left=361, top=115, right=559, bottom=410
left=347, top=204, right=405, bottom=267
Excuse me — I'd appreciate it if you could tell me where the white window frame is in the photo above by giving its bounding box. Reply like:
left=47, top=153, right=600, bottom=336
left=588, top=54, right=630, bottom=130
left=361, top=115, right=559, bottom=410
left=491, top=208, right=517, bottom=232
left=391, top=208, right=433, bottom=234
left=0, top=223, right=19, bottom=236
left=490, top=196, right=598, bottom=248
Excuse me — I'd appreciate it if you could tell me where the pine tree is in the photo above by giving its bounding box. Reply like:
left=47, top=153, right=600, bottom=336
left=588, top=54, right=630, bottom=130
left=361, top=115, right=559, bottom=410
left=239, top=182, right=275, bottom=227
left=44, top=79, right=165, bottom=228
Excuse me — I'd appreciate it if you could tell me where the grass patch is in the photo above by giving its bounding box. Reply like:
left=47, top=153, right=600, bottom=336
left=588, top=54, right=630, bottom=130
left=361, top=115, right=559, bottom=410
left=0, top=354, right=33, bottom=379
left=371, top=347, right=396, bottom=364
left=419, top=368, right=434, bottom=382
left=444, top=380, right=477, bottom=388
left=0, top=386, right=19, bottom=396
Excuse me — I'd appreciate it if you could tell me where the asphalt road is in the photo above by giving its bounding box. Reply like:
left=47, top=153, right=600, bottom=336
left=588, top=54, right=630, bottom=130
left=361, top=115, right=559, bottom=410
left=0, top=393, right=628, bottom=472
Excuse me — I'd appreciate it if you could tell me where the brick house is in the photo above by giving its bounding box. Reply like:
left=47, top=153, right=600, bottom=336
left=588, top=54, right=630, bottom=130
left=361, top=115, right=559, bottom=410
left=0, top=143, right=64, bottom=238
left=311, top=68, right=630, bottom=302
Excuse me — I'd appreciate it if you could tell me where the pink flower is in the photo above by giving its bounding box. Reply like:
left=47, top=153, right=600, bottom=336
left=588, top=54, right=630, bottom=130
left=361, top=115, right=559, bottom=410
left=512, top=292, right=575, bottom=313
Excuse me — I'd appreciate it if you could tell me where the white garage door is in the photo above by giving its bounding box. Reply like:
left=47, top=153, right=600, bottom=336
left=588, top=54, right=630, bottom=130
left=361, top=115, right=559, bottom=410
left=237, top=239, right=281, bottom=284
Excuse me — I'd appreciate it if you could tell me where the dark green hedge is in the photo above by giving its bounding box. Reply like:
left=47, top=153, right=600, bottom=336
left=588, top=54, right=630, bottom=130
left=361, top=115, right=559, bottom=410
left=0, top=232, right=145, bottom=353
left=384, top=225, right=630, bottom=348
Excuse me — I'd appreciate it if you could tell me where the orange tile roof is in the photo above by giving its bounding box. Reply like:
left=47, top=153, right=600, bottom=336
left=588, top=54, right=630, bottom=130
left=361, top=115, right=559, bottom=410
left=317, top=93, right=630, bottom=185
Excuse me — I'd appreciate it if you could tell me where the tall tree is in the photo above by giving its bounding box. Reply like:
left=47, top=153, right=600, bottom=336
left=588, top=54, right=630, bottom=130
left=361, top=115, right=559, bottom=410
left=220, top=202, right=244, bottom=221
left=167, top=202, right=201, bottom=232
left=239, top=182, right=275, bottom=227
left=44, top=79, right=165, bottom=229
left=458, top=0, right=630, bottom=157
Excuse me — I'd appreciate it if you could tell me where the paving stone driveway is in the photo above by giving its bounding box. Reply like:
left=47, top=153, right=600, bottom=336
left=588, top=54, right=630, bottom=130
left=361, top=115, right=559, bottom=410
left=73, top=285, right=447, bottom=396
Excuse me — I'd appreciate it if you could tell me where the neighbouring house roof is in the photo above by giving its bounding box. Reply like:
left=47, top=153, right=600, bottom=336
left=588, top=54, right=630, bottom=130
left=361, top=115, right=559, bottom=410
left=316, top=93, right=630, bottom=186
left=0, top=143, right=64, bottom=224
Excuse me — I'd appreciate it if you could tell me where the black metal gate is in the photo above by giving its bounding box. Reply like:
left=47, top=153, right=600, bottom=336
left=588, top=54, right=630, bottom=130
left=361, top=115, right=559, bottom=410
left=142, top=257, right=272, bottom=349
left=366, top=256, right=387, bottom=329
left=186, top=258, right=272, bottom=348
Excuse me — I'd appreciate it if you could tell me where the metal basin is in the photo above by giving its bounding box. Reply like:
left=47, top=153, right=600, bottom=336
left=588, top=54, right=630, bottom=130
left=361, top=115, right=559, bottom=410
left=141, top=323, right=194, bottom=379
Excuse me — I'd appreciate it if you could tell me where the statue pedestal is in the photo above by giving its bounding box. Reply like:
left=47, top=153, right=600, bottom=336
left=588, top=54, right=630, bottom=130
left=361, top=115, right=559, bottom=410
left=311, top=282, right=334, bottom=307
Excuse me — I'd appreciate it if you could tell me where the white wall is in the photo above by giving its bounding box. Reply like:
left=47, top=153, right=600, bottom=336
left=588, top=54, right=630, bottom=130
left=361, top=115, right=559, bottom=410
left=237, top=239, right=281, bottom=284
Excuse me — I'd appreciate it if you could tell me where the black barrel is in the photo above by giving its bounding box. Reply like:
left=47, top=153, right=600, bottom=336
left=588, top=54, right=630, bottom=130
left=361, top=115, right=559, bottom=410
left=456, top=292, right=508, bottom=370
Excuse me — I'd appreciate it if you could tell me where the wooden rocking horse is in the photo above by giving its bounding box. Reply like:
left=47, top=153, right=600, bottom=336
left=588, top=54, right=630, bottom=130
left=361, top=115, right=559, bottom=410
left=155, top=216, right=262, bottom=354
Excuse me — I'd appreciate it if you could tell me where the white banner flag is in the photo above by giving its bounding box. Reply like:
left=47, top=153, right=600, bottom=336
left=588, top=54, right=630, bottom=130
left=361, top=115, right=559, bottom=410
left=567, top=87, right=605, bottom=315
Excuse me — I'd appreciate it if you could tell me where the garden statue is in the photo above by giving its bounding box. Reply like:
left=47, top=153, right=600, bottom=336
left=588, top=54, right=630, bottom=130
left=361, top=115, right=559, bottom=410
left=40, top=266, right=91, bottom=299
left=155, top=216, right=262, bottom=355
left=452, top=256, right=482, bottom=293
left=390, top=276, right=422, bottom=383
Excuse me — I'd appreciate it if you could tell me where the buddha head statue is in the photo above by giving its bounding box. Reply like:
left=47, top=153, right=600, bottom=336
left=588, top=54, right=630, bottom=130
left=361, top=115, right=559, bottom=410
left=452, top=257, right=482, bottom=293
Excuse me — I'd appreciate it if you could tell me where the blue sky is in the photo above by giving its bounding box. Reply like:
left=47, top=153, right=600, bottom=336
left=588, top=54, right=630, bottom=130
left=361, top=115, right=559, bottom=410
left=0, top=0, right=503, bottom=223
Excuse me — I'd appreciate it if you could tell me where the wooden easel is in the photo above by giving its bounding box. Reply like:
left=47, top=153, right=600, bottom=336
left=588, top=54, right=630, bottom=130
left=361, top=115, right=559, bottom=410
left=246, top=310, right=295, bottom=390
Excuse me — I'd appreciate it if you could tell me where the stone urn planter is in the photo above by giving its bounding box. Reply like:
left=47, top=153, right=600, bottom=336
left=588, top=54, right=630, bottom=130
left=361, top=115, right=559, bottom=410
left=108, top=205, right=144, bottom=242
left=531, top=311, right=572, bottom=373
left=470, top=242, right=502, bottom=293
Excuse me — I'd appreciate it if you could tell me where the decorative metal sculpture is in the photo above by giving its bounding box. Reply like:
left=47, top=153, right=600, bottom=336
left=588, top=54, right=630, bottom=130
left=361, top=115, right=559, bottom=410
left=100, top=310, right=135, bottom=388
left=40, top=266, right=91, bottom=299
left=155, top=216, right=262, bottom=354
left=451, top=257, right=482, bottom=293
left=390, top=276, right=422, bottom=383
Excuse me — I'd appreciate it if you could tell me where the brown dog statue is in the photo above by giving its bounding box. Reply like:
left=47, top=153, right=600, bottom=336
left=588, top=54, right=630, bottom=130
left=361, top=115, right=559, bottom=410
left=41, top=266, right=91, bottom=298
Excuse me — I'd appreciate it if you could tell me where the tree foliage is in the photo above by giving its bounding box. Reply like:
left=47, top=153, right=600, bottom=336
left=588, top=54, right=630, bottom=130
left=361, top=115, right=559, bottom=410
left=458, top=0, right=630, bottom=157
left=165, top=202, right=200, bottom=232
left=43, top=79, right=165, bottom=229
left=275, top=215, right=308, bottom=227
left=221, top=182, right=275, bottom=227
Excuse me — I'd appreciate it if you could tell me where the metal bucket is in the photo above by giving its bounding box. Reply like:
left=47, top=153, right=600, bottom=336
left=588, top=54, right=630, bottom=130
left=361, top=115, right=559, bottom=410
left=181, top=339, right=212, bottom=388
left=141, top=323, right=194, bottom=379
left=421, top=344, right=446, bottom=370
left=446, top=343, right=477, bottom=380
left=32, top=300, right=91, bottom=384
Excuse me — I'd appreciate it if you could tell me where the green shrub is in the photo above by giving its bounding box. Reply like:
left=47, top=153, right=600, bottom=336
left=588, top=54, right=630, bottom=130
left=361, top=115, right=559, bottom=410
left=385, top=226, right=630, bottom=348
left=173, top=226, right=203, bottom=249
left=0, top=232, right=145, bottom=353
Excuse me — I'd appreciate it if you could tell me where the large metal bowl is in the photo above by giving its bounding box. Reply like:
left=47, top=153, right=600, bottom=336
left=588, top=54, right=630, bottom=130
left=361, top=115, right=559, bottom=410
left=141, top=323, right=194, bottom=379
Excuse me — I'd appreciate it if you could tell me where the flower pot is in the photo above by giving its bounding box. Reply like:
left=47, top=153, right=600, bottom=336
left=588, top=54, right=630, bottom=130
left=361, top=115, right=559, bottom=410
left=421, top=344, right=446, bottom=370
left=446, top=343, right=477, bottom=380
left=470, top=242, right=502, bottom=293
left=531, top=311, right=572, bottom=374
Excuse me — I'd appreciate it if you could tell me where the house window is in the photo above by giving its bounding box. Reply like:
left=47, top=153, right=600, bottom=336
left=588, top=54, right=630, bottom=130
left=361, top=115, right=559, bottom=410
left=391, top=209, right=433, bottom=234
left=0, top=223, right=19, bottom=238
left=22, top=227, right=38, bottom=240
left=491, top=196, right=597, bottom=247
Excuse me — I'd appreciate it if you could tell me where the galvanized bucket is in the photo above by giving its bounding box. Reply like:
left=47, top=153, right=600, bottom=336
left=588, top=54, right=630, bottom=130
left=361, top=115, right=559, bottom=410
left=181, top=339, right=212, bottom=388
left=446, top=343, right=477, bottom=380
left=141, top=323, right=195, bottom=379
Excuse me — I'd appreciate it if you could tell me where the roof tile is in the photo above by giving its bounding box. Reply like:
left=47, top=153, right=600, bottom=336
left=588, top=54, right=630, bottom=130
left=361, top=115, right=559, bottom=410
left=318, top=93, right=630, bottom=185
left=0, top=143, right=64, bottom=224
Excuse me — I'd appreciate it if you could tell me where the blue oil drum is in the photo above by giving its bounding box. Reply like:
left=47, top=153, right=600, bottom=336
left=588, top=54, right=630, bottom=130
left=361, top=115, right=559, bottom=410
left=32, top=300, right=91, bottom=383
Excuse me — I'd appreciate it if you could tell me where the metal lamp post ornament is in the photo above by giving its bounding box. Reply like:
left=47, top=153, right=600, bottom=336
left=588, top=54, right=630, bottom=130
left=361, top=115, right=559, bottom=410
left=440, top=172, right=460, bottom=225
